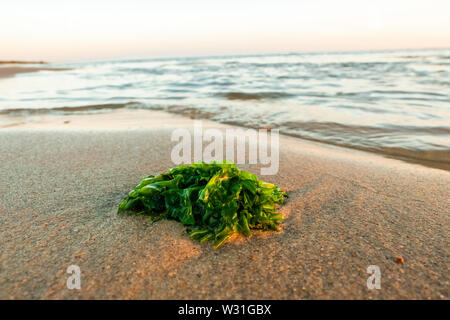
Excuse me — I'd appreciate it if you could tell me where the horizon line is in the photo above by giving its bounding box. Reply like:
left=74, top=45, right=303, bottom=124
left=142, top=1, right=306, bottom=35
left=2, top=46, right=449, bottom=65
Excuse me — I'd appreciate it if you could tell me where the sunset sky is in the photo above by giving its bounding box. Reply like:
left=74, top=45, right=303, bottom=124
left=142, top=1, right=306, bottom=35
left=2, top=0, right=450, bottom=62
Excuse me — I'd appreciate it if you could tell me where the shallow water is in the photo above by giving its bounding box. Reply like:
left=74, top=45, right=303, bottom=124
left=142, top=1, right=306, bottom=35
left=0, top=49, right=449, bottom=166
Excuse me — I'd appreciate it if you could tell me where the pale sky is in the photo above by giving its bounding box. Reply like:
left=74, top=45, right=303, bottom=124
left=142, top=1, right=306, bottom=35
left=1, top=0, right=450, bottom=62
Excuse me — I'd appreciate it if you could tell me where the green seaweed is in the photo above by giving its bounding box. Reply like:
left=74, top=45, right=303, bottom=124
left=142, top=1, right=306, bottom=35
left=118, top=161, right=287, bottom=248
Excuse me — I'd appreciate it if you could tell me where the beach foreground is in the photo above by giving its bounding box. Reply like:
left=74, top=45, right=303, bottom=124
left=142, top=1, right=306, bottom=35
left=0, top=110, right=448, bottom=299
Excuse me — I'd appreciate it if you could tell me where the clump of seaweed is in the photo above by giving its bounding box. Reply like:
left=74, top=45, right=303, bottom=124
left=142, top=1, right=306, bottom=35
left=118, top=161, right=287, bottom=248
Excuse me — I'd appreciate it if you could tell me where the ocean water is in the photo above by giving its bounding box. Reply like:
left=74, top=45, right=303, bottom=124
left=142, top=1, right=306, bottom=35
left=1, top=49, right=449, bottom=167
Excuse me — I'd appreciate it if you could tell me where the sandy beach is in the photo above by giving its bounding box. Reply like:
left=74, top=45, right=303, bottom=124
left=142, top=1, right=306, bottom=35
left=0, top=66, right=70, bottom=79
left=0, top=109, right=448, bottom=299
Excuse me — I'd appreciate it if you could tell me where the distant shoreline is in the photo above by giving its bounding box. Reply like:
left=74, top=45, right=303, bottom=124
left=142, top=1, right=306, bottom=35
left=0, top=66, right=71, bottom=79
left=0, top=60, right=47, bottom=65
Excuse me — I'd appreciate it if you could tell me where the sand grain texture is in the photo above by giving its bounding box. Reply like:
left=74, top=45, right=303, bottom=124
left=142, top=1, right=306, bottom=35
left=0, top=110, right=448, bottom=299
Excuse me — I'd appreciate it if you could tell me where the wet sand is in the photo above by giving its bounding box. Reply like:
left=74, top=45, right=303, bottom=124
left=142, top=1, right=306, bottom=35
left=0, top=110, right=448, bottom=299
